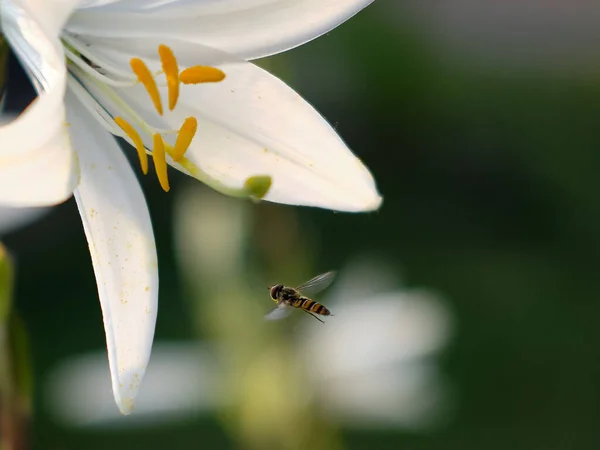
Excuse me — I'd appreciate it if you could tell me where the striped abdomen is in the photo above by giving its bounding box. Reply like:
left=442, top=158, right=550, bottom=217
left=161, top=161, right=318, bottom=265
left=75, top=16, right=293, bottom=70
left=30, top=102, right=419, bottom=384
left=291, top=296, right=331, bottom=316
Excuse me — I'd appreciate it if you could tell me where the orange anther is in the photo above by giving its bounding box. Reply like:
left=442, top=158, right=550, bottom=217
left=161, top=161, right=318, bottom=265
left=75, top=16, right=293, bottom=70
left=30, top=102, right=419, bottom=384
left=172, top=117, right=197, bottom=162
left=130, top=58, right=163, bottom=116
left=152, top=134, right=170, bottom=192
left=114, top=117, right=148, bottom=175
left=158, top=45, right=179, bottom=111
left=180, top=66, right=226, bottom=84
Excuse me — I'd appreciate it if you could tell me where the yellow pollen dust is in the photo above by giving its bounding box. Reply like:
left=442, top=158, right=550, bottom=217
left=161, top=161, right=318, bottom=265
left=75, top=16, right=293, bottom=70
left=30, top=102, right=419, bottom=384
left=172, top=117, right=197, bottom=162
left=180, top=66, right=226, bottom=84
left=130, top=58, right=163, bottom=116
left=114, top=117, right=148, bottom=175
left=158, top=45, right=179, bottom=111
left=152, top=134, right=170, bottom=192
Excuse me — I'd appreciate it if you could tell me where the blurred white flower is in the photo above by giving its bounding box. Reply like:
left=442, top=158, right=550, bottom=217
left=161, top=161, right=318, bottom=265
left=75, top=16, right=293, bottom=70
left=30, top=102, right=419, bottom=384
left=298, top=258, right=454, bottom=429
left=1, top=0, right=380, bottom=414
left=45, top=342, right=219, bottom=428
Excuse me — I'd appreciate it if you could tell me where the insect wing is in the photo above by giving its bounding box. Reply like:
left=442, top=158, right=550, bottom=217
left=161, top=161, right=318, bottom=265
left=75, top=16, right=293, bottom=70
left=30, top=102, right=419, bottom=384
left=296, top=271, right=336, bottom=297
left=265, top=305, right=293, bottom=321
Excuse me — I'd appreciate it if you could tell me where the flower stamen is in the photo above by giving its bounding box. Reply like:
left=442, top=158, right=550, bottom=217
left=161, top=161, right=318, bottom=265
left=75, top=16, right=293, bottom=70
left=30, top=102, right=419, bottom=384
left=130, top=58, right=163, bottom=116
left=158, top=45, right=179, bottom=111
left=172, top=117, right=197, bottom=162
left=115, top=117, right=148, bottom=175
left=180, top=66, right=226, bottom=84
left=68, top=43, right=271, bottom=198
left=152, top=134, right=170, bottom=192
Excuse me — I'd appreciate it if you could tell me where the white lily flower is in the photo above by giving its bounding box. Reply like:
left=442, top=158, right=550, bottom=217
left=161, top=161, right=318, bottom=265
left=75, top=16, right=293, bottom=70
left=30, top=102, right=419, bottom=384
left=0, top=0, right=380, bottom=414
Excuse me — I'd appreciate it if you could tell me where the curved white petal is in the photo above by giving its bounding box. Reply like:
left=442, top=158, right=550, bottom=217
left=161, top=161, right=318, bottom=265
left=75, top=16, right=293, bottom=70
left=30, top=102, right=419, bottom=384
left=66, top=0, right=374, bottom=60
left=26, top=0, right=81, bottom=36
left=77, top=44, right=381, bottom=212
left=2, top=0, right=78, bottom=89
left=78, top=33, right=240, bottom=69
left=138, top=62, right=380, bottom=211
left=0, top=0, right=79, bottom=206
left=0, top=95, right=78, bottom=206
left=65, top=92, right=158, bottom=415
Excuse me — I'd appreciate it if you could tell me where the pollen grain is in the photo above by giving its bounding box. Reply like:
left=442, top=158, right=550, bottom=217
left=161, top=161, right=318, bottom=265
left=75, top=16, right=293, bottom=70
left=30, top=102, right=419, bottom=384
left=130, top=58, right=163, bottom=116
left=114, top=117, right=148, bottom=175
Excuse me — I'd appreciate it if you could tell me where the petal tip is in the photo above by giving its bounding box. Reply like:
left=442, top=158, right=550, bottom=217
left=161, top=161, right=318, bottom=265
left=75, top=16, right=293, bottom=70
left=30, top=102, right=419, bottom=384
left=346, top=187, right=383, bottom=213
left=367, top=194, right=383, bottom=212
left=112, top=369, right=145, bottom=415
left=117, top=397, right=136, bottom=416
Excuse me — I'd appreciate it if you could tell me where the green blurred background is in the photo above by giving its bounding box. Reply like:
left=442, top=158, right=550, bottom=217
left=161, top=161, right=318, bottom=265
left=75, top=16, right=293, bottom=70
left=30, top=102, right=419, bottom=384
left=3, top=2, right=600, bottom=449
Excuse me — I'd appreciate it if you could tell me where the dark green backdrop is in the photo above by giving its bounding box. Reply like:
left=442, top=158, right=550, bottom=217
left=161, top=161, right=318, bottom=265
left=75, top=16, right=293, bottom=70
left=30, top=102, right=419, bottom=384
left=3, top=4, right=600, bottom=450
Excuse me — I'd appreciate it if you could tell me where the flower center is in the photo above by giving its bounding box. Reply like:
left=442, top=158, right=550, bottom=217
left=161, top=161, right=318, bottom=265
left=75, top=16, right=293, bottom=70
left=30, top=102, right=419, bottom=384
left=115, top=44, right=226, bottom=192
left=62, top=38, right=271, bottom=199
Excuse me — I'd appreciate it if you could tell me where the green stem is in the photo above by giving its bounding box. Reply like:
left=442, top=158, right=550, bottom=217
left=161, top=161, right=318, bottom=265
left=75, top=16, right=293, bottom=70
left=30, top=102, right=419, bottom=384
left=0, top=326, right=17, bottom=450
left=0, top=246, right=29, bottom=450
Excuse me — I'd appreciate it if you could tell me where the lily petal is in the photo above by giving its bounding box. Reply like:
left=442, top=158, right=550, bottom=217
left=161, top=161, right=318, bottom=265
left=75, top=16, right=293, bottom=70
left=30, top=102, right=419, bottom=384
left=75, top=42, right=381, bottom=211
left=65, top=92, right=158, bottom=415
left=2, top=0, right=78, bottom=89
left=26, top=0, right=81, bottom=36
left=119, top=60, right=381, bottom=211
left=66, top=0, right=375, bottom=60
left=0, top=0, right=79, bottom=206
left=66, top=22, right=381, bottom=212
left=0, top=94, right=78, bottom=206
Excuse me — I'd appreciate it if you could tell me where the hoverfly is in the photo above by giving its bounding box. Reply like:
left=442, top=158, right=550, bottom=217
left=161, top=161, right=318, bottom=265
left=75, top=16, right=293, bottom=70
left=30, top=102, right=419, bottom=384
left=265, top=271, right=335, bottom=323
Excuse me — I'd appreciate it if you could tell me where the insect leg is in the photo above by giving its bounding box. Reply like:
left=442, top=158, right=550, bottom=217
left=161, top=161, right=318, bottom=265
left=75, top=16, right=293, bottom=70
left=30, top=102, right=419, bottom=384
left=301, top=309, right=324, bottom=323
